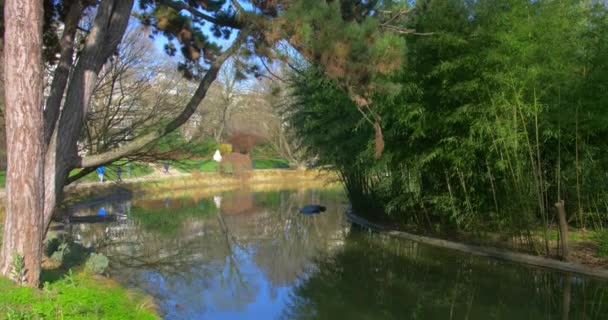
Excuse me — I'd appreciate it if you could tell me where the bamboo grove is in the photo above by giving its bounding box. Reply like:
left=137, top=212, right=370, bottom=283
left=286, top=0, right=608, bottom=253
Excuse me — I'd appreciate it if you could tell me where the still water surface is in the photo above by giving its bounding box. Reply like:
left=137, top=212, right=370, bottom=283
left=69, top=186, right=608, bottom=319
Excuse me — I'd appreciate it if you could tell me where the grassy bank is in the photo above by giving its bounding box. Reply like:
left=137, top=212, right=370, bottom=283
left=0, top=273, right=157, bottom=319
left=171, top=157, right=290, bottom=173
left=62, top=169, right=339, bottom=205
left=0, top=157, right=294, bottom=188
left=69, top=161, right=154, bottom=183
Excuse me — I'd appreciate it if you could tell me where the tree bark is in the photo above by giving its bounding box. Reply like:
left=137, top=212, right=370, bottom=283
left=1, top=0, right=246, bottom=287
left=43, top=0, right=134, bottom=227
left=555, top=200, right=569, bottom=261
left=0, top=0, right=45, bottom=286
left=43, top=0, right=83, bottom=145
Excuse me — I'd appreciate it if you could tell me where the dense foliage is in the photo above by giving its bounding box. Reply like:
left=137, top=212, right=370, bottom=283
left=287, top=0, right=608, bottom=250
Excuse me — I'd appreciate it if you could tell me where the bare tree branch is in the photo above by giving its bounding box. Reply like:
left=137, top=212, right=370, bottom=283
left=80, top=31, right=248, bottom=168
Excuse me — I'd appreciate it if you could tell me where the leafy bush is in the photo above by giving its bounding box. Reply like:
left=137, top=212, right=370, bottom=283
left=44, top=237, right=61, bottom=257
left=48, top=240, right=90, bottom=271
left=85, top=253, right=110, bottom=275
left=594, top=231, right=608, bottom=257
left=219, top=143, right=232, bottom=155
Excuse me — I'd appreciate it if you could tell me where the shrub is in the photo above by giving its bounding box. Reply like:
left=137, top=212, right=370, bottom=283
left=85, top=253, right=110, bottom=275
left=594, top=231, right=608, bottom=257
left=44, top=237, right=61, bottom=257
left=227, top=133, right=262, bottom=154
left=219, top=143, right=233, bottom=155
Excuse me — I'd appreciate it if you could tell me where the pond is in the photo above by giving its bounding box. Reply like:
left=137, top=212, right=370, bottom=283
left=68, top=185, right=608, bottom=320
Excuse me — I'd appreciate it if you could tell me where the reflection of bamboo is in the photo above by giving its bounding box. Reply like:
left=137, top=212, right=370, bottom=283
left=562, top=275, right=571, bottom=320
left=464, top=287, right=476, bottom=320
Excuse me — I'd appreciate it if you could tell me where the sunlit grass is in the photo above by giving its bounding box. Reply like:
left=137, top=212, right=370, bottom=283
left=0, top=273, right=158, bottom=319
left=172, top=157, right=290, bottom=173
left=253, top=158, right=290, bottom=169
left=69, top=161, right=154, bottom=183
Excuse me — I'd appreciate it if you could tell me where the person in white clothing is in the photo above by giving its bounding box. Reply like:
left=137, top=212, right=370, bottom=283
left=213, top=150, right=222, bottom=162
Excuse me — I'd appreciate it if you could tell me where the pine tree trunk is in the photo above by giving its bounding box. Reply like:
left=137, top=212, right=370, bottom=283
left=0, top=0, right=45, bottom=286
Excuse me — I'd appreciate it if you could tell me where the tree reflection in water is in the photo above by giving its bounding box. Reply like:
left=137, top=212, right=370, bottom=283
left=282, top=232, right=608, bottom=320
left=69, top=187, right=349, bottom=319
left=68, top=187, right=608, bottom=320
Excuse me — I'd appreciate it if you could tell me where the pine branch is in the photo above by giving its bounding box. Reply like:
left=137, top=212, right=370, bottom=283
left=157, top=0, right=241, bottom=28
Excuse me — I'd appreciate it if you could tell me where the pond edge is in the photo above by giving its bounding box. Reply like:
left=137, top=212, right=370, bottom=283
left=345, top=208, right=608, bottom=280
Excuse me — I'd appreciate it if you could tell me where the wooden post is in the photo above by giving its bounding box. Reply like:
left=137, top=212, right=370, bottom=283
left=555, top=200, right=569, bottom=261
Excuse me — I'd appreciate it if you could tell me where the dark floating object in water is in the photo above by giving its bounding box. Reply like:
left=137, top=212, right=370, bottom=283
left=300, top=205, right=327, bottom=214
left=69, top=214, right=117, bottom=223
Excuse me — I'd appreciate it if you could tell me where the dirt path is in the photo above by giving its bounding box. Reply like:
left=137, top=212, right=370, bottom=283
left=66, top=164, right=189, bottom=189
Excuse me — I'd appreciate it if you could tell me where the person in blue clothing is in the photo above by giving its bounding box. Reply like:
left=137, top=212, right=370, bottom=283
left=97, top=166, right=105, bottom=183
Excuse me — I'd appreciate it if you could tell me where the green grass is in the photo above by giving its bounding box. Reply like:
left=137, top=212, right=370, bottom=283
left=200, top=160, right=219, bottom=172
left=170, top=159, right=218, bottom=173
left=252, top=144, right=281, bottom=158
left=0, top=162, right=153, bottom=188
left=69, top=161, right=153, bottom=183
left=0, top=157, right=290, bottom=188
left=253, top=158, right=290, bottom=169
left=172, top=158, right=290, bottom=173
left=540, top=228, right=600, bottom=242
left=0, top=273, right=157, bottom=319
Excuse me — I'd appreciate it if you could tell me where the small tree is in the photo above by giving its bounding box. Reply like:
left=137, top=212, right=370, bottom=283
left=227, top=132, right=262, bottom=154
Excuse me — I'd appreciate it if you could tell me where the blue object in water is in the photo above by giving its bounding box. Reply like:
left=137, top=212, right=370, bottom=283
left=98, top=207, right=107, bottom=216
left=300, top=205, right=326, bottom=214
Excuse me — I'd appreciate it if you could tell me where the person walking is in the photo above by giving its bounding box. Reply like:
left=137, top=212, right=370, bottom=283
left=164, top=161, right=170, bottom=174
left=97, top=166, right=105, bottom=183
left=116, top=166, right=122, bottom=182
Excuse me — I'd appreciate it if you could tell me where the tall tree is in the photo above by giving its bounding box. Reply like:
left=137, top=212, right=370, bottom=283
left=1, top=0, right=45, bottom=286
left=2, top=0, right=415, bottom=286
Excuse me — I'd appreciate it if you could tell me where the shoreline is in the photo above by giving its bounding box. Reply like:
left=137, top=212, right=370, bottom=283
left=59, top=169, right=340, bottom=208
left=0, top=168, right=339, bottom=200
left=345, top=208, right=608, bottom=280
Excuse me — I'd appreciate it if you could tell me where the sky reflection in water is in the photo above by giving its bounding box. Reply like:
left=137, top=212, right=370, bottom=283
left=69, top=187, right=608, bottom=320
